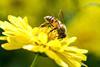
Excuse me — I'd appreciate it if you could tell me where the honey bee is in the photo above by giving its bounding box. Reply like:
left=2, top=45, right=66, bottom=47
left=40, top=16, right=67, bottom=39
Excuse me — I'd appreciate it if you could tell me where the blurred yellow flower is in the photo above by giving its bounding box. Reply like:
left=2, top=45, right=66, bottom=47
left=68, top=2, right=100, bottom=56
left=0, top=15, right=88, bottom=67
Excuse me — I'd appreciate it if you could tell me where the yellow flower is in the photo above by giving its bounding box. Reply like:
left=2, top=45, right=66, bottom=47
left=0, top=15, right=88, bottom=67
left=0, top=15, right=34, bottom=50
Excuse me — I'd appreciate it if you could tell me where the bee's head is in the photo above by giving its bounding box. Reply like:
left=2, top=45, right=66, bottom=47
left=44, top=16, right=54, bottom=23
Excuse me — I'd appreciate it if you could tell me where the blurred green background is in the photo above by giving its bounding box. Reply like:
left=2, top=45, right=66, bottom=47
left=0, top=0, right=100, bottom=67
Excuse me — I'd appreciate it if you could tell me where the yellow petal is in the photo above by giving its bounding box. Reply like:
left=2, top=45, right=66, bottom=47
left=64, top=51, right=87, bottom=61
left=0, top=36, right=7, bottom=40
left=57, top=52, right=81, bottom=67
left=23, top=44, right=34, bottom=51
left=23, top=17, right=28, bottom=24
left=1, top=43, right=21, bottom=50
left=66, top=46, right=88, bottom=54
left=22, top=17, right=32, bottom=31
left=38, top=32, right=48, bottom=44
left=0, top=21, right=4, bottom=24
left=67, top=58, right=81, bottom=67
left=23, top=45, right=45, bottom=53
left=67, top=37, right=77, bottom=45
left=32, top=27, right=40, bottom=35
left=7, top=37, right=26, bottom=48
left=8, top=15, right=25, bottom=30
left=8, top=15, right=18, bottom=25
left=45, top=49, right=68, bottom=67
left=47, top=39, right=61, bottom=50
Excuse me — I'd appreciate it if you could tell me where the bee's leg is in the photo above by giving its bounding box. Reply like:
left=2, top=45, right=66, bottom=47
left=48, top=28, right=57, bottom=34
left=48, top=28, right=58, bottom=39
left=40, top=22, right=49, bottom=27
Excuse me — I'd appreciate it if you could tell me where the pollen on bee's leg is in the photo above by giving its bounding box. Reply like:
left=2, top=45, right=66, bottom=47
left=48, top=30, right=58, bottom=40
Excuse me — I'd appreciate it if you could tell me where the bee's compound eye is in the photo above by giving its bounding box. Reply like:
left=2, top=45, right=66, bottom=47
left=44, top=16, right=51, bottom=21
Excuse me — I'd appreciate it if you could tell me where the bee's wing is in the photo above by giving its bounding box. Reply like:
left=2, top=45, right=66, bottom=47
left=58, top=9, right=64, bottom=23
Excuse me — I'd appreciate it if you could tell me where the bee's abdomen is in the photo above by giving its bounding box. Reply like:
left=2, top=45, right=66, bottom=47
left=57, top=28, right=66, bottom=38
left=59, top=33, right=66, bottom=38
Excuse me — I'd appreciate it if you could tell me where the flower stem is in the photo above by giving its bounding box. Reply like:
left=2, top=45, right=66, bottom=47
left=31, top=53, right=39, bottom=67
